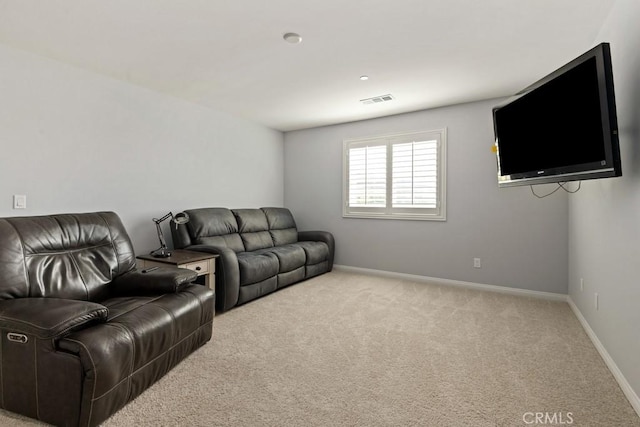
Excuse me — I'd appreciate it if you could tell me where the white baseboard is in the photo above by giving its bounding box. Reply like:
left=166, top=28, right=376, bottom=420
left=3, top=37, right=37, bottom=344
left=333, top=265, right=568, bottom=302
left=567, top=297, right=640, bottom=418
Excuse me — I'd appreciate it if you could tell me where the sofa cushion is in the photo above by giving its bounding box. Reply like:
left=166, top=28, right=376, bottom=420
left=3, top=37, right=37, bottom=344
left=233, top=209, right=274, bottom=251
left=295, top=241, right=330, bottom=265
left=258, top=244, right=306, bottom=273
left=58, top=284, right=213, bottom=425
left=186, top=208, right=245, bottom=252
left=262, top=207, right=298, bottom=246
left=99, top=287, right=211, bottom=360
left=237, top=251, right=279, bottom=286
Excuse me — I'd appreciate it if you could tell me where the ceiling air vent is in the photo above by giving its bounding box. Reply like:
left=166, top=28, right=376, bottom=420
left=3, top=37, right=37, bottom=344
left=360, top=94, right=395, bottom=105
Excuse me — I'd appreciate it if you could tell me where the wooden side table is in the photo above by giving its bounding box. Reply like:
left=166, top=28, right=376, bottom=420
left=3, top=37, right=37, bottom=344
left=136, top=249, right=218, bottom=289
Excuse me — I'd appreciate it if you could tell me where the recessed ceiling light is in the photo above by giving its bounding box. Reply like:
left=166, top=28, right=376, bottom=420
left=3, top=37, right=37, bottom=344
left=360, top=75, right=369, bottom=81
left=283, top=32, right=302, bottom=44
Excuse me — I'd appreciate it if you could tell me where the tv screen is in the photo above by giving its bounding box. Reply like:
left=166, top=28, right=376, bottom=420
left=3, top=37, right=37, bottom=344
left=492, top=42, right=621, bottom=188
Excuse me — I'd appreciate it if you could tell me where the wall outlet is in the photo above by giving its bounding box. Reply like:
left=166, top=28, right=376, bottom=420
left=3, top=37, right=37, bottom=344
left=473, top=258, right=481, bottom=268
left=594, top=292, right=599, bottom=311
left=580, top=278, right=584, bottom=292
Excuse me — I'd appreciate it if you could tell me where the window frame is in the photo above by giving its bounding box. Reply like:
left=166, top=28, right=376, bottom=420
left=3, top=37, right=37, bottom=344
left=342, top=128, right=447, bottom=221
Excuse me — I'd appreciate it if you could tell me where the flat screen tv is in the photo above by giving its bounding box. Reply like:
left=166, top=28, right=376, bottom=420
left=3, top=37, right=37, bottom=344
left=492, top=42, right=621, bottom=188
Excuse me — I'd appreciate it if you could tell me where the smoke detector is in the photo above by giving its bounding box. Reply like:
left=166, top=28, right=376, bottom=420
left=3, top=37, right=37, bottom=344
left=360, top=94, right=394, bottom=105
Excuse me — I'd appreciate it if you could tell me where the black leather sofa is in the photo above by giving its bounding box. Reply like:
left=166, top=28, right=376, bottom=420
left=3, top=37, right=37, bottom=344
left=171, top=207, right=334, bottom=312
left=0, top=211, right=215, bottom=426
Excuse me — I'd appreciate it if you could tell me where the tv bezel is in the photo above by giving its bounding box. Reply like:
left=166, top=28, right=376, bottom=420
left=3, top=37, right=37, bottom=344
left=492, top=42, right=621, bottom=188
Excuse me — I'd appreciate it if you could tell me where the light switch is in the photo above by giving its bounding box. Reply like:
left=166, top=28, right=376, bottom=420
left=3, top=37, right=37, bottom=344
left=13, top=195, right=26, bottom=209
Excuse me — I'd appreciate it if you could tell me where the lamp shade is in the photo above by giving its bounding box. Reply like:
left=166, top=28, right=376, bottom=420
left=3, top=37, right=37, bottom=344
left=173, top=212, right=190, bottom=225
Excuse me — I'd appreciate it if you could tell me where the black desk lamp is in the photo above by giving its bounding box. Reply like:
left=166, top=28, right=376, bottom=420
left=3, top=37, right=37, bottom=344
left=150, top=212, right=190, bottom=258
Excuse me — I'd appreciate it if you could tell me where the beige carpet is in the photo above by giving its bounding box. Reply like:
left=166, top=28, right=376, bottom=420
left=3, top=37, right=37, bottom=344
left=1, top=271, right=639, bottom=426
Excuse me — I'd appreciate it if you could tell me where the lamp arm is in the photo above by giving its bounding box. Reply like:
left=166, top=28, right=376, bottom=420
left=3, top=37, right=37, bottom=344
left=152, top=212, right=175, bottom=252
left=155, top=221, right=168, bottom=249
left=152, top=212, right=174, bottom=224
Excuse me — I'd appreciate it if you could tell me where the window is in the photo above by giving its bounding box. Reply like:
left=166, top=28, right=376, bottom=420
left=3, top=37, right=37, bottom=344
left=343, top=129, right=446, bottom=220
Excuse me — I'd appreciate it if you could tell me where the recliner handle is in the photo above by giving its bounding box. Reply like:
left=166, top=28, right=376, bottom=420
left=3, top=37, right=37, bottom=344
left=7, top=332, right=28, bottom=344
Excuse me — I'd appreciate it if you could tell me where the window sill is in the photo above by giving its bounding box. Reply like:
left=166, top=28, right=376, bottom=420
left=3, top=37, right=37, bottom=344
left=342, top=212, right=446, bottom=221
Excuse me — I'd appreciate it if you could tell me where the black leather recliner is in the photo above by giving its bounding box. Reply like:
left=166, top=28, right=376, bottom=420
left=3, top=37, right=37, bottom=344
left=171, top=207, right=334, bottom=312
left=0, top=211, right=215, bottom=426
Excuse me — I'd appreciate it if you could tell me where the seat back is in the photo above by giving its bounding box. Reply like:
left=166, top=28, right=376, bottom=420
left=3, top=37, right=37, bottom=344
left=176, top=208, right=245, bottom=252
left=172, top=207, right=300, bottom=253
left=232, top=209, right=274, bottom=252
left=261, top=207, right=298, bottom=246
left=0, top=211, right=135, bottom=301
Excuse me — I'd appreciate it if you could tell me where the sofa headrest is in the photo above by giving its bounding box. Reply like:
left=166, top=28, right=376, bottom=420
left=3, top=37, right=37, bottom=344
left=185, top=208, right=239, bottom=237
left=232, top=209, right=273, bottom=251
left=0, top=212, right=135, bottom=301
left=177, top=208, right=245, bottom=252
left=261, top=207, right=297, bottom=230
left=262, top=207, right=298, bottom=246
left=233, top=209, right=269, bottom=233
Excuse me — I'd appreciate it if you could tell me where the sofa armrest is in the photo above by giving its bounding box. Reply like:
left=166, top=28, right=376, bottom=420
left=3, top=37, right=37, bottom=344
left=298, top=230, right=335, bottom=270
left=110, top=268, right=198, bottom=295
left=0, top=298, right=108, bottom=340
left=186, top=244, right=240, bottom=312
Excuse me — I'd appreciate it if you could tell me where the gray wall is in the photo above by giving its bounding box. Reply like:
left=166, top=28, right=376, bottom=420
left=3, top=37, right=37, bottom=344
left=568, top=0, right=640, bottom=405
left=0, top=44, right=284, bottom=254
left=284, top=99, right=569, bottom=294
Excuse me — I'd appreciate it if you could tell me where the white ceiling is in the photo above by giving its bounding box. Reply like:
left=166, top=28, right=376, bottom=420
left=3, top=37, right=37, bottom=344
left=0, top=0, right=618, bottom=132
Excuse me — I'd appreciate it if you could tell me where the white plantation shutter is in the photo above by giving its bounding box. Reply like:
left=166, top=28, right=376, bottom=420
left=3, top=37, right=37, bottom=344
left=344, top=129, right=446, bottom=220
left=348, top=145, right=386, bottom=207
left=392, top=140, right=438, bottom=208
